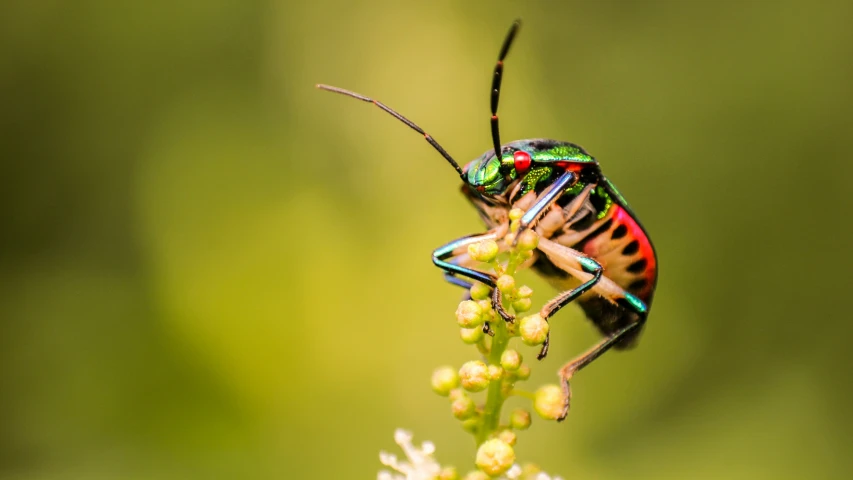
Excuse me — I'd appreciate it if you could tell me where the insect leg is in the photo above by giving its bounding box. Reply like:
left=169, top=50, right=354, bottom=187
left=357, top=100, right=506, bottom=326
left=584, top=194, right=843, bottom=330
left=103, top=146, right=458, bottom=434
left=555, top=317, right=646, bottom=421
left=515, top=171, right=577, bottom=243
left=443, top=272, right=473, bottom=291
left=432, top=232, right=514, bottom=323
left=532, top=237, right=603, bottom=360
left=536, top=237, right=649, bottom=420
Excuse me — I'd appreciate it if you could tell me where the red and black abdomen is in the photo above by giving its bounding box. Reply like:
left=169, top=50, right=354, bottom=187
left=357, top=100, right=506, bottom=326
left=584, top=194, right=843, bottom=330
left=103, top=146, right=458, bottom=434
left=577, top=204, right=656, bottom=348
left=578, top=204, right=657, bottom=304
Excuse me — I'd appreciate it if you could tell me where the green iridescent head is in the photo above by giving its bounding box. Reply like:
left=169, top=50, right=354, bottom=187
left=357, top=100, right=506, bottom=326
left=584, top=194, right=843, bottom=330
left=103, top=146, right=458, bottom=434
left=463, top=139, right=596, bottom=195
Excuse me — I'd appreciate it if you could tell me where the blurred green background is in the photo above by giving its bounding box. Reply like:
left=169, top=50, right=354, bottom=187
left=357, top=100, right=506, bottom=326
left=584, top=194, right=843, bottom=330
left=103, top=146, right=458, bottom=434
left=2, top=0, right=852, bottom=478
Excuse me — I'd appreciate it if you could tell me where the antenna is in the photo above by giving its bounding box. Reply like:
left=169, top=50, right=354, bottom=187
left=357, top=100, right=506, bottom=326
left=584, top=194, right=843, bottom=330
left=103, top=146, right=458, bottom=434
left=490, top=19, right=522, bottom=162
left=316, top=84, right=464, bottom=177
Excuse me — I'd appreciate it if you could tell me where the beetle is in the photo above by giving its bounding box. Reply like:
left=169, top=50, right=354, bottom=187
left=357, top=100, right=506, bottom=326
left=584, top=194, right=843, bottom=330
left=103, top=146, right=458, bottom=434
left=317, top=20, right=657, bottom=420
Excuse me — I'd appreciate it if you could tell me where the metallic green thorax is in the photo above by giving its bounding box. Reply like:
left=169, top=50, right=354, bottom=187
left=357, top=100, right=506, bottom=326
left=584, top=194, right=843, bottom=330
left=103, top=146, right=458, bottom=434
left=518, top=166, right=553, bottom=196
left=464, top=139, right=598, bottom=197
left=533, top=143, right=595, bottom=164
left=464, top=139, right=596, bottom=194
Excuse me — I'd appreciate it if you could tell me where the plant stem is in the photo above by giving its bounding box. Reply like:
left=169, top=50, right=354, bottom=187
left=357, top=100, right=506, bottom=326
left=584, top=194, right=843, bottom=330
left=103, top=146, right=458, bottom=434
left=477, top=315, right=510, bottom=445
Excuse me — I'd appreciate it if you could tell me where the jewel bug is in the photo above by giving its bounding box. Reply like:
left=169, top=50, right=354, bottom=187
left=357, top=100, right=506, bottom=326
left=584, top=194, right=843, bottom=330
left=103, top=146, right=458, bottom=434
left=317, top=20, right=657, bottom=420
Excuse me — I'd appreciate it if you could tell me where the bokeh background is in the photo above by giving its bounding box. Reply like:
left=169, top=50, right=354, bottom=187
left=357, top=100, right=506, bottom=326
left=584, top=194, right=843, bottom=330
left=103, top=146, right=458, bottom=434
left=2, top=0, right=852, bottom=478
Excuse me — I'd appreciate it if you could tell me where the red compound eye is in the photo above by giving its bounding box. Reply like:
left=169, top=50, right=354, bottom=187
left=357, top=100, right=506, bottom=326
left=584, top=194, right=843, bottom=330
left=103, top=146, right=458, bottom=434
left=513, top=150, right=531, bottom=172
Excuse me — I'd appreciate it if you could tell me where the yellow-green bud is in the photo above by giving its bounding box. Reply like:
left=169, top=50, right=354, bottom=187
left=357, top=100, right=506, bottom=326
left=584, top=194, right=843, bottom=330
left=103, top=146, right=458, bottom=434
left=509, top=408, right=531, bottom=430
left=487, top=364, right=503, bottom=381
left=461, top=418, right=479, bottom=434
left=503, top=232, right=515, bottom=246
left=476, top=300, right=495, bottom=322
left=517, top=285, right=534, bottom=298
left=460, top=326, right=484, bottom=344
left=500, top=349, right=522, bottom=371
left=496, top=274, right=516, bottom=295
left=515, top=364, right=531, bottom=380
left=451, top=394, right=476, bottom=420
left=534, top=384, right=566, bottom=420
left=463, top=471, right=489, bottom=480
left=508, top=208, right=524, bottom=221
left=455, top=300, right=483, bottom=328
left=475, top=439, right=516, bottom=476
left=459, top=361, right=490, bottom=392
left=511, top=297, right=532, bottom=313
left=498, top=429, right=517, bottom=446
left=439, top=467, right=459, bottom=480
left=468, top=239, right=499, bottom=263
left=516, top=229, right=539, bottom=251
left=519, top=313, right=549, bottom=346
left=431, top=366, right=460, bottom=396
left=470, top=282, right=491, bottom=301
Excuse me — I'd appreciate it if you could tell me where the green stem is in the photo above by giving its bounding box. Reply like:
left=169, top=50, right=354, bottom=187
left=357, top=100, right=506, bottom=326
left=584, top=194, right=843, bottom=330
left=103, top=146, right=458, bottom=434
left=477, top=314, right=511, bottom=445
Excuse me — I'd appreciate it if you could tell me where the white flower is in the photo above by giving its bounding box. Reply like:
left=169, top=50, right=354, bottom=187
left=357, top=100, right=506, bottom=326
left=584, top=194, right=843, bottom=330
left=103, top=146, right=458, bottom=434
left=532, top=473, right=565, bottom=480
left=377, top=429, right=441, bottom=480
left=376, top=429, right=563, bottom=480
left=505, top=464, right=523, bottom=478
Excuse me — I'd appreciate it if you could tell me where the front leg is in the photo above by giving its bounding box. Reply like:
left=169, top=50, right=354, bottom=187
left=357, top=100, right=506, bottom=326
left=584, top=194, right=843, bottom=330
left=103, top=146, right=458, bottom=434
left=432, top=231, right=514, bottom=323
left=513, top=170, right=576, bottom=245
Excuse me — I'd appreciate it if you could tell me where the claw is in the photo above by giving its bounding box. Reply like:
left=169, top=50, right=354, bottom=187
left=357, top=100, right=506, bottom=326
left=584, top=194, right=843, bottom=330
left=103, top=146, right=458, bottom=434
left=557, top=377, right=572, bottom=422
left=537, top=332, right=550, bottom=360
left=482, top=321, right=495, bottom=337
left=491, top=286, right=515, bottom=323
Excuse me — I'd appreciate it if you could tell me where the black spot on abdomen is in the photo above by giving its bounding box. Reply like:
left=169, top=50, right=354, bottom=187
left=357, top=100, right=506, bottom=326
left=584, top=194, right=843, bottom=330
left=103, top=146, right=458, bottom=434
left=627, top=258, right=647, bottom=273
left=622, top=240, right=640, bottom=256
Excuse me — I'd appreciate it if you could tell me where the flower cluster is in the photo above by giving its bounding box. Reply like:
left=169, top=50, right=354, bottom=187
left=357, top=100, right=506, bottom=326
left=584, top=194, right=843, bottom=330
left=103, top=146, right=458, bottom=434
left=379, top=208, right=567, bottom=479
left=378, top=429, right=564, bottom=480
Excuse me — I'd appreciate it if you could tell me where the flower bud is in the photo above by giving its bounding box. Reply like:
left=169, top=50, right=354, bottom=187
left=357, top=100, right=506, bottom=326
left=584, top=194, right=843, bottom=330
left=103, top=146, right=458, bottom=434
left=462, top=471, right=489, bottom=480
left=511, top=297, right=532, bottom=313
left=514, top=364, right=531, bottom=380
left=516, top=229, right=539, bottom=251
left=534, top=384, right=567, bottom=421
left=455, top=300, right=483, bottom=328
left=500, top=349, right=522, bottom=371
left=460, top=326, right=484, bottom=344
left=519, top=313, right=549, bottom=346
left=509, top=408, right=531, bottom=430
left=517, top=285, right=533, bottom=298
left=439, top=467, right=459, bottom=480
left=508, top=208, right=524, bottom=221
left=468, top=239, right=499, bottom=263
left=461, top=418, right=479, bottom=434
left=451, top=394, right=476, bottom=420
left=469, top=282, right=492, bottom=301
left=496, top=274, right=516, bottom=295
left=459, top=361, right=490, bottom=392
left=487, top=365, right=503, bottom=381
left=431, top=366, right=460, bottom=396
left=475, top=439, right=515, bottom=476
left=498, top=429, right=517, bottom=446
left=503, top=232, right=515, bottom=246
